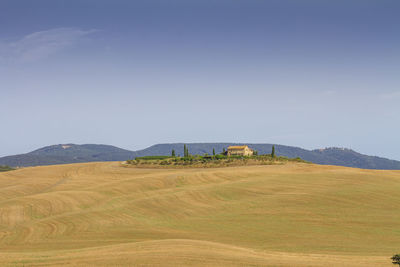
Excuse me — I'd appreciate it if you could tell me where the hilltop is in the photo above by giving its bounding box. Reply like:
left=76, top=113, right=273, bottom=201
left=1, top=143, right=400, bottom=170
left=0, top=162, right=399, bottom=266
left=128, top=154, right=307, bottom=168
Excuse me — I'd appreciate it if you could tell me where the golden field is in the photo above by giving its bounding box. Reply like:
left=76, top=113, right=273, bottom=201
left=0, top=162, right=399, bottom=266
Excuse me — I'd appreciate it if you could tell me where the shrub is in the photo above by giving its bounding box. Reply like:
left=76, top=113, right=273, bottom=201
left=391, top=254, right=400, bottom=266
left=135, top=156, right=172, bottom=160
left=0, top=165, right=15, bottom=172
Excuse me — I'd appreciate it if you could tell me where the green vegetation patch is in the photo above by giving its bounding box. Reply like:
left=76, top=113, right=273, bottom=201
left=126, top=145, right=309, bottom=168
left=0, top=165, right=15, bottom=172
left=126, top=154, right=309, bottom=168
left=135, top=156, right=173, bottom=160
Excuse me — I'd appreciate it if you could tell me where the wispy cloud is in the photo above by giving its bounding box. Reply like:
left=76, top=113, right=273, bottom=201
left=0, top=28, right=97, bottom=63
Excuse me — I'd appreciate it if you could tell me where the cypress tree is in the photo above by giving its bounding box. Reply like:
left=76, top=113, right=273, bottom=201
left=184, top=144, right=187, bottom=157
left=213, top=148, right=215, bottom=156
left=172, top=149, right=176, bottom=157
left=271, top=145, right=275, bottom=158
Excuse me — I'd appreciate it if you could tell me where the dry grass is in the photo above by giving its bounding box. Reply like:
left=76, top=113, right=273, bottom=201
left=0, top=162, right=399, bottom=266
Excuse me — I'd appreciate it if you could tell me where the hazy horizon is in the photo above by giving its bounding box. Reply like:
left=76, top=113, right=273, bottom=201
left=1, top=0, right=400, bottom=160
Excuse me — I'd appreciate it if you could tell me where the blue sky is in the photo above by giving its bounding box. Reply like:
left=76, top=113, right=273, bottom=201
left=1, top=0, right=399, bottom=159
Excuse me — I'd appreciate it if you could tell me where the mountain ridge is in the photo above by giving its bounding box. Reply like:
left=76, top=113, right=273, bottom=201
left=1, top=143, right=399, bottom=170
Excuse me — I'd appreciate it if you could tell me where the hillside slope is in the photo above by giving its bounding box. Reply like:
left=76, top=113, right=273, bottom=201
left=1, top=143, right=400, bottom=170
left=0, top=144, right=136, bottom=167
left=0, top=162, right=399, bottom=266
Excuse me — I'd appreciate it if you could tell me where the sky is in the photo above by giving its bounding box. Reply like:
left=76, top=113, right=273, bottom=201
left=0, top=0, right=399, bottom=160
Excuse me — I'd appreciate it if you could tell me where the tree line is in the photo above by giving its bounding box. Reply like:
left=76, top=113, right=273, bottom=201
left=171, top=145, right=276, bottom=158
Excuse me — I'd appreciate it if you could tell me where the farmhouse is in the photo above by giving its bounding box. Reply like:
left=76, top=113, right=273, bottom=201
left=227, top=145, right=254, bottom=156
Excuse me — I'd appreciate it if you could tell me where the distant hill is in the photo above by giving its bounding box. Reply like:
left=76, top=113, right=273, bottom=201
left=0, top=144, right=136, bottom=167
left=1, top=143, right=400, bottom=170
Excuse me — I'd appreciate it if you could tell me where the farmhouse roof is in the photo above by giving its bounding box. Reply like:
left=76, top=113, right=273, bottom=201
left=228, top=146, right=248, bottom=150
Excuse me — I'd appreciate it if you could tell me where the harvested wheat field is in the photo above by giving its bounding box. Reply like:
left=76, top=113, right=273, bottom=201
left=0, top=162, right=399, bottom=266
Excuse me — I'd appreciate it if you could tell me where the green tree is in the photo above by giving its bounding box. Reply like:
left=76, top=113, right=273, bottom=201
left=271, top=145, right=276, bottom=158
left=171, top=149, right=176, bottom=157
left=253, top=150, right=258, bottom=156
left=223, top=148, right=226, bottom=154
left=184, top=144, right=190, bottom=158
left=392, top=254, right=400, bottom=266
left=213, top=148, right=215, bottom=156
